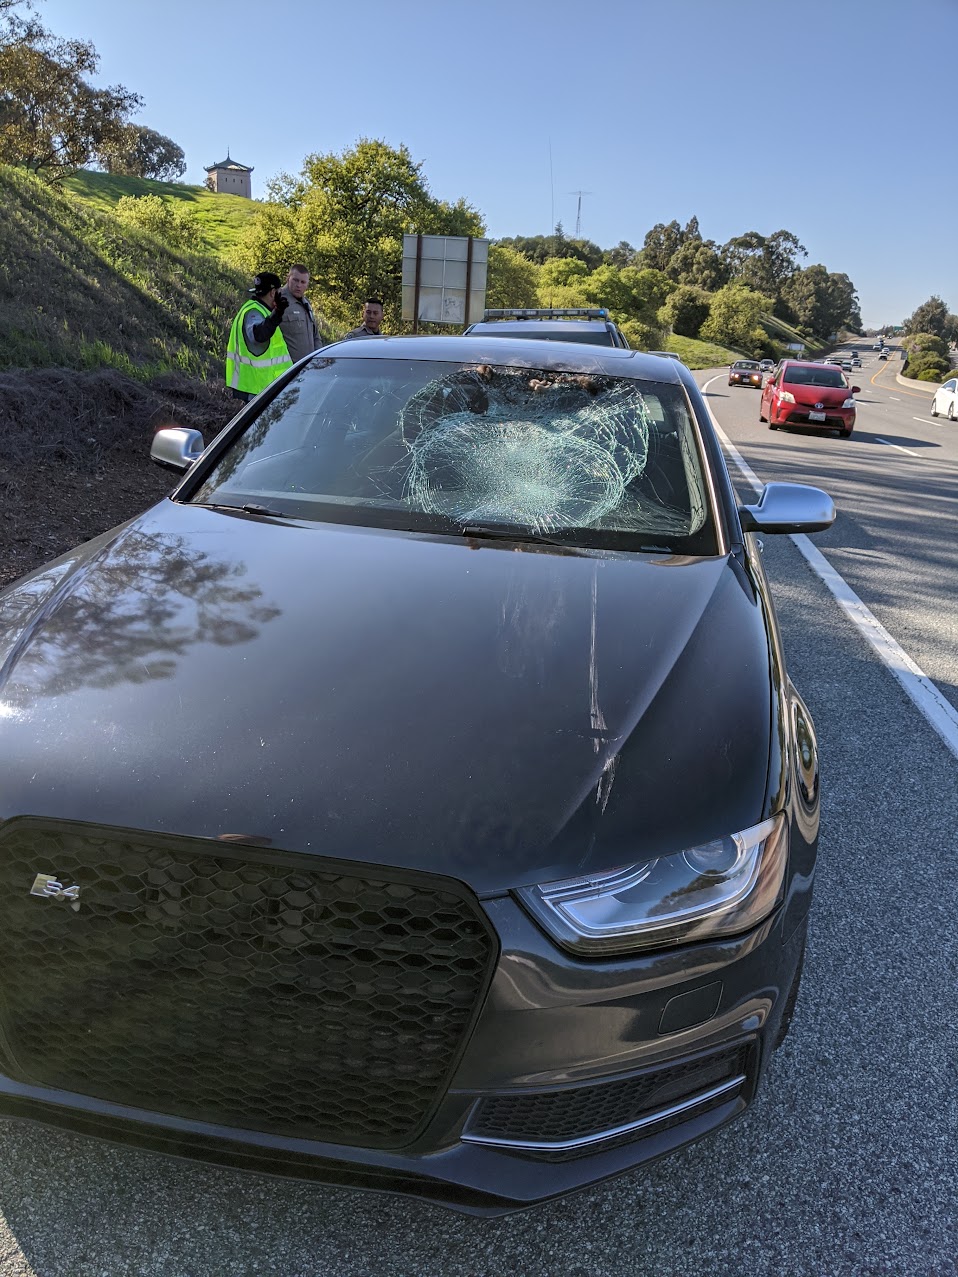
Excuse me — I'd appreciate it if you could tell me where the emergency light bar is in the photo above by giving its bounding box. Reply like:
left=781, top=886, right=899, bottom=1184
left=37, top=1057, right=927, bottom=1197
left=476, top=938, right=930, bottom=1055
left=481, top=308, right=610, bottom=320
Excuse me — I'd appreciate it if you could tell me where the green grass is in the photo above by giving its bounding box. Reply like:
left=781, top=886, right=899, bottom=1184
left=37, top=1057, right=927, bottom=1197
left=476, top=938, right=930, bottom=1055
left=0, top=165, right=247, bottom=378
left=663, top=334, right=743, bottom=369
left=758, top=311, right=825, bottom=352
left=63, top=169, right=261, bottom=257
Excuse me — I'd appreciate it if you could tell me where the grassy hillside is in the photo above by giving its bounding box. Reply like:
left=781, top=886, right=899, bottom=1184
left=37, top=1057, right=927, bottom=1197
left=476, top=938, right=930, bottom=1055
left=64, top=169, right=261, bottom=256
left=663, top=334, right=742, bottom=369
left=759, top=311, right=825, bottom=353
left=0, top=166, right=247, bottom=378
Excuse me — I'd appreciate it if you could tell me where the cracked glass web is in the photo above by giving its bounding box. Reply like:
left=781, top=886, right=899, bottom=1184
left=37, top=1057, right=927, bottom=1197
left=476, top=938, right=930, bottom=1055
left=396, top=369, right=655, bottom=533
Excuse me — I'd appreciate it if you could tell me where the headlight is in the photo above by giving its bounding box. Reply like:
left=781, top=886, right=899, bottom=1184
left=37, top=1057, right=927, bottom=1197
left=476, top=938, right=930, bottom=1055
left=517, top=815, right=787, bottom=956
left=778, top=390, right=795, bottom=404
left=842, top=397, right=856, bottom=408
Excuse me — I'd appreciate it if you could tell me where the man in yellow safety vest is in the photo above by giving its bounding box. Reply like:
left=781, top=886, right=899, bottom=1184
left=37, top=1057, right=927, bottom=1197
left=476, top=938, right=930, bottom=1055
left=225, top=272, right=294, bottom=402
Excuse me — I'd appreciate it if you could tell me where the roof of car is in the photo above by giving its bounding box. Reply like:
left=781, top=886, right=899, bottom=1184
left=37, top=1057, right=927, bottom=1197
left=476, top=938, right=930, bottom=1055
left=464, top=319, right=614, bottom=332
left=318, top=335, right=684, bottom=383
left=782, top=358, right=842, bottom=368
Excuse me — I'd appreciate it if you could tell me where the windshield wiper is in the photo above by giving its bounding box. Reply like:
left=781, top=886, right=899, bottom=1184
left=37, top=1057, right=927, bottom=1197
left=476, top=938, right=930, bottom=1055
left=196, top=502, right=288, bottom=519
left=458, top=523, right=573, bottom=547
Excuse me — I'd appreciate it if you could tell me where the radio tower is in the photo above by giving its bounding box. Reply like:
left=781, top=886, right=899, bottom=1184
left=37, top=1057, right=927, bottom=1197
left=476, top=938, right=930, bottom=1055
left=569, top=190, right=592, bottom=237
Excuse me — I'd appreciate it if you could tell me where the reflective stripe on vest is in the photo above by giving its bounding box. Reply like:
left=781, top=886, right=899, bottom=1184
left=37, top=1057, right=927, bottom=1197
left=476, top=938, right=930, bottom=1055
left=225, top=300, right=293, bottom=394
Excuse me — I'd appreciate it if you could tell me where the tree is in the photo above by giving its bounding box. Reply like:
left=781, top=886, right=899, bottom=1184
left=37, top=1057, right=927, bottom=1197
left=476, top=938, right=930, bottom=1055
left=0, top=6, right=141, bottom=181
left=640, top=217, right=700, bottom=272
left=603, top=240, right=638, bottom=268
left=903, top=295, right=958, bottom=341
left=498, top=228, right=603, bottom=269
left=659, top=284, right=712, bottom=339
left=536, top=256, right=591, bottom=307
left=485, top=244, right=538, bottom=310
left=721, top=229, right=806, bottom=298
left=237, top=139, right=484, bottom=330
left=666, top=238, right=729, bottom=291
left=782, top=265, right=861, bottom=340
left=96, top=124, right=185, bottom=180
left=535, top=261, right=671, bottom=348
left=701, top=283, right=772, bottom=350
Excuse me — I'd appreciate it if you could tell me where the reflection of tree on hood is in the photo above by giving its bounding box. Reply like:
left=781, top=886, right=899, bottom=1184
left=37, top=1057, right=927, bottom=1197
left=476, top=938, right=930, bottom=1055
left=0, top=530, right=281, bottom=702
left=398, top=366, right=653, bottom=531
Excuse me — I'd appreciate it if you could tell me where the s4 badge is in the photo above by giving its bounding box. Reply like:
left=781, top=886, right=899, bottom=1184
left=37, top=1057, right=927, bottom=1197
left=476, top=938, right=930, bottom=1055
left=30, top=873, right=81, bottom=911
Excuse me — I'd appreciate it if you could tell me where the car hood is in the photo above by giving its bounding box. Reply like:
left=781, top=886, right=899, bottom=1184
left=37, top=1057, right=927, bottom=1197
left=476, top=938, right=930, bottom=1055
left=0, top=502, right=773, bottom=894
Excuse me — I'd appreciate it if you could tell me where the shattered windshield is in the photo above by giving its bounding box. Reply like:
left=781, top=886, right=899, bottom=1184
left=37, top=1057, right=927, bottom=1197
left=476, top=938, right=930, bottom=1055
left=188, top=359, right=716, bottom=553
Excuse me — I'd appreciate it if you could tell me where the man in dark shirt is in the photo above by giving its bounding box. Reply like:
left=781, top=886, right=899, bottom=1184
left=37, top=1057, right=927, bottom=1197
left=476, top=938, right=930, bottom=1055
left=344, top=298, right=384, bottom=339
left=279, top=264, right=323, bottom=362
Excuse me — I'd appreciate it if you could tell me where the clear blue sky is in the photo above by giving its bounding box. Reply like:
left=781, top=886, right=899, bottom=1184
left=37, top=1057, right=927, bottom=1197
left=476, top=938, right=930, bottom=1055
left=44, top=0, right=957, bottom=328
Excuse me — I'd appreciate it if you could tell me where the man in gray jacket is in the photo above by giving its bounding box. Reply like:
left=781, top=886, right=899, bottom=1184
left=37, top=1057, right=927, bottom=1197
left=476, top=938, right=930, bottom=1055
left=279, top=264, right=323, bottom=363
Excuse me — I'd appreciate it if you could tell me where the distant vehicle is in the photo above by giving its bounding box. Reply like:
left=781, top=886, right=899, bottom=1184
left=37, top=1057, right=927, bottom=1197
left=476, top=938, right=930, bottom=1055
left=463, top=308, right=629, bottom=349
left=930, top=377, right=958, bottom=421
left=728, top=360, right=763, bottom=388
left=760, top=359, right=859, bottom=438
left=840, top=360, right=854, bottom=373
left=758, top=359, right=775, bottom=373
left=878, top=350, right=889, bottom=361
left=850, top=354, right=861, bottom=367
left=875, top=342, right=884, bottom=351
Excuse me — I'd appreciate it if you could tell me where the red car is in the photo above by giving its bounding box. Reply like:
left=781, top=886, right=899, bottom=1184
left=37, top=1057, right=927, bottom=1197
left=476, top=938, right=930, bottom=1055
left=760, top=360, right=860, bottom=438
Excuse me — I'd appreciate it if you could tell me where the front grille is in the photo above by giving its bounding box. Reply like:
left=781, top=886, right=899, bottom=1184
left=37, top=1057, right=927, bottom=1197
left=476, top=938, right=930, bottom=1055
left=0, top=819, right=497, bottom=1148
left=466, top=1044, right=750, bottom=1154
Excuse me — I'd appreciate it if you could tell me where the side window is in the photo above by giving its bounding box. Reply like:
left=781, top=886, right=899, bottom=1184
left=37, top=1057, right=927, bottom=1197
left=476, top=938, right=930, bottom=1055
left=945, top=379, right=957, bottom=393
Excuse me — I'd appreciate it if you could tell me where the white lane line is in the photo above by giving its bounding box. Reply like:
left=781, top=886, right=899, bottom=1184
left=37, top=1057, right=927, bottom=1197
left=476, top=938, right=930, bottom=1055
left=700, top=375, right=958, bottom=762
left=875, top=436, right=920, bottom=457
left=889, top=396, right=901, bottom=401
left=914, top=417, right=939, bottom=426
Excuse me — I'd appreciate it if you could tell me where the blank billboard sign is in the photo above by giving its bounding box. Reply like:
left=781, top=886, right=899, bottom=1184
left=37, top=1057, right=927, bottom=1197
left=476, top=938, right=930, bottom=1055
left=402, top=234, right=489, bottom=326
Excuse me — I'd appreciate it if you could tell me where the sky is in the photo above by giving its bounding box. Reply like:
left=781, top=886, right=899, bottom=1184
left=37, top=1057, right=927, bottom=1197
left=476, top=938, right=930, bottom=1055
left=40, top=0, right=958, bottom=328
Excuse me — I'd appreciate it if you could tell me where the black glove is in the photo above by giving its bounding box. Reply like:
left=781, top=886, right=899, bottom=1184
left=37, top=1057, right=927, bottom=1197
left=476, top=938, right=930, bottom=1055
left=274, top=292, right=289, bottom=316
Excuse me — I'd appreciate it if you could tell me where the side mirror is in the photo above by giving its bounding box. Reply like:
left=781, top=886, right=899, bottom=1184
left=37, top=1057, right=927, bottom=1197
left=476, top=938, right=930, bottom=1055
left=739, top=481, right=835, bottom=535
left=151, top=427, right=205, bottom=473
left=851, top=386, right=861, bottom=394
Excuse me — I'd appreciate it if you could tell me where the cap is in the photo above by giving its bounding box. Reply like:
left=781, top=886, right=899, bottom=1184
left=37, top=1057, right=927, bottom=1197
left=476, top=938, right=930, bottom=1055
left=249, top=272, right=282, bottom=296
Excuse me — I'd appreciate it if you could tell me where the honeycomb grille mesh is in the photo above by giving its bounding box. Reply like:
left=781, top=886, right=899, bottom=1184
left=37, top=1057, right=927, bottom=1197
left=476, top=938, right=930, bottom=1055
left=0, top=821, right=496, bottom=1148
left=469, top=1045, right=749, bottom=1148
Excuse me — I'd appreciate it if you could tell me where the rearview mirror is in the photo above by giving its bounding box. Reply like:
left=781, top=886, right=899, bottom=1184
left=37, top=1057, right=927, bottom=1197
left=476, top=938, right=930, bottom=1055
left=151, top=427, right=205, bottom=473
left=738, top=482, right=835, bottom=535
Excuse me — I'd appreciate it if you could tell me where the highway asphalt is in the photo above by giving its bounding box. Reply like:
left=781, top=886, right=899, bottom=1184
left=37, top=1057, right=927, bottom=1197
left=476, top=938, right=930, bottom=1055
left=0, top=342, right=955, bottom=1276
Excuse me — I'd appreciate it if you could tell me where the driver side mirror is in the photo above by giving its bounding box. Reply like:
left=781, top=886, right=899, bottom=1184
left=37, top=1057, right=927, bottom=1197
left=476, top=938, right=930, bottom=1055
left=851, top=386, right=861, bottom=394
left=151, top=427, right=205, bottom=473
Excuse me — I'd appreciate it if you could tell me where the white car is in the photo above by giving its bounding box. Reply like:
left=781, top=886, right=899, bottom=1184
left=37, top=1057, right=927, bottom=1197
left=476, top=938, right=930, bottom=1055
left=930, top=377, right=958, bottom=421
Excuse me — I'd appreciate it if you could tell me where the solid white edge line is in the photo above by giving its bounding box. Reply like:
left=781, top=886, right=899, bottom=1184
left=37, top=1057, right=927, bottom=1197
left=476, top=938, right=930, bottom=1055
left=913, top=417, right=939, bottom=426
left=700, top=374, right=958, bottom=762
left=875, top=436, right=919, bottom=457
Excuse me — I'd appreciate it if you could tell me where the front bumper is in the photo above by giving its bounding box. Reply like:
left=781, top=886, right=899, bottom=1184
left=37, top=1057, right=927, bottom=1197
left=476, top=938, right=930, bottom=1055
left=771, top=403, right=855, bottom=431
left=0, top=878, right=811, bottom=1214
left=729, top=374, right=763, bottom=387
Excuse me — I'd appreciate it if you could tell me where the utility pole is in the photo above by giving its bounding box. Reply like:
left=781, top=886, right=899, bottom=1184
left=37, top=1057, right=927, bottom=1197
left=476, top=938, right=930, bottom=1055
left=568, top=190, right=592, bottom=238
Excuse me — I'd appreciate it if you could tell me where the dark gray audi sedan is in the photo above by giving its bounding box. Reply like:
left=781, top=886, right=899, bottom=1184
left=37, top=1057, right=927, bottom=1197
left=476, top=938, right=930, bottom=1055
left=0, top=336, right=834, bottom=1213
